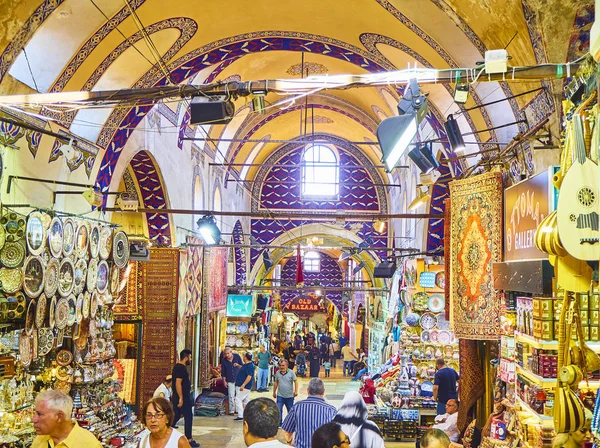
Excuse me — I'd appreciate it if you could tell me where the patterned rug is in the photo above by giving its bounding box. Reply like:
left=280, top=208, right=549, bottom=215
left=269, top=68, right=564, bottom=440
left=206, top=247, right=228, bottom=313
left=449, top=172, right=503, bottom=340
left=114, top=262, right=142, bottom=320
left=177, top=250, right=189, bottom=355
left=444, top=198, right=451, bottom=321
left=457, top=339, right=485, bottom=433
left=140, top=248, right=179, bottom=406
left=185, top=236, right=204, bottom=317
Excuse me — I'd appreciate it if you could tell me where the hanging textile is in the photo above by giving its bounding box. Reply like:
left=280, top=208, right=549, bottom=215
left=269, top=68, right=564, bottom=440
left=114, top=262, right=142, bottom=320
left=457, top=339, right=485, bottom=433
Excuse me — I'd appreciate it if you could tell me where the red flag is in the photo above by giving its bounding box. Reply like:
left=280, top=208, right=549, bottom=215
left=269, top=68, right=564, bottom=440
left=295, top=245, right=304, bottom=287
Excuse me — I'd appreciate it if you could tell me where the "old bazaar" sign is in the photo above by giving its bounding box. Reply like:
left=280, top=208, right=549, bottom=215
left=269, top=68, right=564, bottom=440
left=283, top=294, right=326, bottom=315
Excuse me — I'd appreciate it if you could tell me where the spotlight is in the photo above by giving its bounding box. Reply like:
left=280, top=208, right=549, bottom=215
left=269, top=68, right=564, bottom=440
left=189, top=95, right=235, bottom=125
left=408, top=142, right=440, bottom=174
left=444, top=114, right=465, bottom=153
left=59, top=139, right=82, bottom=164
left=408, top=186, right=431, bottom=211
left=377, top=78, right=428, bottom=172
left=374, top=260, right=397, bottom=278
left=454, top=83, right=470, bottom=104
left=339, top=248, right=356, bottom=262
left=82, top=187, right=103, bottom=207
left=251, top=94, right=266, bottom=114
left=196, top=215, right=221, bottom=245
left=373, top=220, right=386, bottom=234
left=117, top=193, right=139, bottom=211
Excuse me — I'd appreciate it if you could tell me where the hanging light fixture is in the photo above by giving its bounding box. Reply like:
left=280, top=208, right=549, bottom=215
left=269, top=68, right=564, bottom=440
left=82, top=187, right=104, bottom=207
left=408, top=186, right=431, bottom=211
left=196, top=214, right=221, bottom=245
left=407, top=142, right=440, bottom=174
left=377, top=78, right=428, bottom=171
left=444, top=114, right=465, bottom=153
left=454, top=83, right=470, bottom=104
left=353, top=261, right=366, bottom=276
left=373, top=220, right=386, bottom=234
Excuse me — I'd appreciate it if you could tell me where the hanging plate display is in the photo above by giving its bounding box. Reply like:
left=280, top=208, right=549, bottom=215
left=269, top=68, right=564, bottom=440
left=82, top=291, right=91, bottom=319
left=44, top=258, right=59, bottom=297
left=90, top=291, right=98, bottom=318
left=2, top=212, right=25, bottom=242
left=419, top=272, right=436, bottom=289
left=436, top=314, right=451, bottom=331
left=96, top=260, right=109, bottom=293
left=5, top=292, right=26, bottom=320
left=0, top=241, right=25, bottom=268
left=73, top=259, right=87, bottom=294
left=25, top=299, right=36, bottom=335
left=58, top=258, right=74, bottom=297
left=430, top=330, right=439, bottom=343
left=75, top=293, right=84, bottom=324
left=435, top=271, right=445, bottom=289
left=420, top=312, right=436, bottom=330
left=38, top=327, right=54, bottom=356
left=427, top=294, right=445, bottom=313
left=421, top=330, right=431, bottom=343
left=23, top=255, right=45, bottom=298
left=62, top=218, right=75, bottom=256
left=66, top=295, right=76, bottom=326
left=112, top=231, right=129, bottom=268
left=26, top=211, right=46, bottom=256
left=75, top=223, right=89, bottom=259
left=56, top=349, right=73, bottom=366
left=0, top=225, right=5, bottom=252
left=54, top=380, right=71, bottom=394
left=55, top=298, right=69, bottom=330
left=89, top=225, right=100, bottom=259
left=19, top=333, right=32, bottom=368
left=99, top=227, right=112, bottom=260
left=0, top=267, right=23, bottom=293
left=405, top=312, right=420, bottom=327
left=49, top=296, right=56, bottom=329
left=87, top=258, right=98, bottom=292
left=47, top=217, right=63, bottom=258
left=438, top=330, right=451, bottom=345
left=448, top=362, right=459, bottom=372
left=412, top=292, right=429, bottom=311
left=110, top=265, right=120, bottom=296
left=35, top=293, right=47, bottom=329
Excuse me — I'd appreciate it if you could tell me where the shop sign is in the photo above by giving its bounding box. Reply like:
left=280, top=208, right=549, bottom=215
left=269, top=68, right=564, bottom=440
left=283, top=293, right=325, bottom=315
left=503, top=167, right=556, bottom=261
left=227, top=294, right=255, bottom=317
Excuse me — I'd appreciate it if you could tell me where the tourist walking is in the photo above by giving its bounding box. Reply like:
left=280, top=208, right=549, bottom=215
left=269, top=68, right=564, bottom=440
left=221, top=347, right=243, bottom=415
left=273, top=359, right=298, bottom=422
left=171, top=349, right=200, bottom=447
left=139, top=397, right=192, bottom=448
left=333, top=391, right=385, bottom=448
left=256, top=345, right=271, bottom=392
left=307, top=343, right=321, bottom=377
left=234, top=352, right=256, bottom=421
left=341, top=344, right=357, bottom=376
left=312, top=422, right=351, bottom=448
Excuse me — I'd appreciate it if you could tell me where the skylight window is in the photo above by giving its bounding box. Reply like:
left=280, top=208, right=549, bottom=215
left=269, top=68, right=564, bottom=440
left=302, top=144, right=339, bottom=197
left=304, top=250, right=321, bottom=272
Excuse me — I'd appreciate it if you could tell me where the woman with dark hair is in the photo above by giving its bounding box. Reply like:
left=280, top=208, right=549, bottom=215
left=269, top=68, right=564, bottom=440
left=312, top=422, right=351, bottom=448
left=139, top=397, right=191, bottom=448
left=333, top=391, right=384, bottom=448
left=307, top=342, right=321, bottom=377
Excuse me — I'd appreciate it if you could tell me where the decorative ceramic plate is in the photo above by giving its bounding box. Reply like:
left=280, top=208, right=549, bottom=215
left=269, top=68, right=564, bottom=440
left=420, top=312, right=436, bottom=330
left=96, top=260, right=109, bottom=293
left=56, top=365, right=70, bottom=381
left=112, top=231, right=129, bottom=268
left=0, top=267, right=23, bottom=293
left=62, top=218, right=75, bottom=256
left=73, top=259, right=87, bottom=294
left=66, top=295, right=76, bottom=326
left=75, top=223, right=89, bottom=259
left=44, top=258, right=59, bottom=297
left=90, top=291, right=98, bottom=318
left=419, top=272, right=436, bottom=289
left=99, top=227, right=112, bottom=260
left=26, top=212, right=46, bottom=256
left=35, top=293, right=47, bottom=329
left=430, top=330, right=439, bottom=343
left=0, top=241, right=25, bottom=268
left=38, top=327, right=54, bottom=356
left=436, top=314, right=451, bottom=331
left=49, top=296, right=56, bottom=329
left=82, top=291, right=91, bottom=319
left=237, top=322, right=249, bottom=333
left=55, top=297, right=69, bottom=330
left=0, top=225, right=5, bottom=251
left=438, top=330, right=451, bottom=345
left=412, top=292, right=429, bottom=311
left=421, top=330, right=431, bottom=343
left=25, top=299, right=36, bottom=335
left=47, top=217, right=63, bottom=258
left=435, top=271, right=445, bottom=289
left=427, top=294, right=445, bottom=313
left=54, top=380, right=71, bottom=394
left=2, top=212, right=25, bottom=242
left=405, top=313, right=420, bottom=327
left=5, top=292, right=26, bottom=320
left=75, top=293, right=83, bottom=324
left=56, top=349, right=73, bottom=366
left=110, top=265, right=120, bottom=295
left=23, top=255, right=45, bottom=298
left=19, top=333, right=32, bottom=368
left=87, top=258, right=98, bottom=292
left=88, top=225, right=100, bottom=258
left=58, top=258, right=74, bottom=297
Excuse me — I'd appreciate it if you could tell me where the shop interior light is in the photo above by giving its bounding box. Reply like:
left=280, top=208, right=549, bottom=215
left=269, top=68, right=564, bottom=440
left=407, top=142, right=440, bottom=174
left=196, top=214, right=221, bottom=245
left=373, top=219, right=386, bottom=234
left=82, top=187, right=104, bottom=207
left=444, top=114, right=466, bottom=153
left=408, top=186, right=431, bottom=211
left=377, top=78, right=428, bottom=171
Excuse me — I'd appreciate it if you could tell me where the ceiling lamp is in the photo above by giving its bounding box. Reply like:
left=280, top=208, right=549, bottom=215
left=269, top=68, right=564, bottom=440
left=377, top=78, right=428, bottom=172
left=407, top=142, right=440, bottom=174
left=454, top=83, right=470, bottom=104
left=196, top=215, right=221, bottom=245
left=82, top=187, right=103, bottom=207
left=373, top=220, right=386, bottom=234
left=408, top=186, right=431, bottom=211
left=444, top=114, right=465, bottom=153
left=59, top=139, right=82, bottom=164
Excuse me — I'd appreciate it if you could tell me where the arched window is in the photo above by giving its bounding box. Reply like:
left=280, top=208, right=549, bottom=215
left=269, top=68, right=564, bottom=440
left=304, top=250, right=321, bottom=272
left=302, top=145, right=339, bottom=197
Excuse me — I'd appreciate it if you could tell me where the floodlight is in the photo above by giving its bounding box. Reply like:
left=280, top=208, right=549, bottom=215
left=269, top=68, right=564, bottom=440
left=444, top=114, right=465, bottom=153
left=339, top=251, right=352, bottom=262
left=196, top=215, right=221, bottom=245
left=408, top=142, right=440, bottom=174
left=408, top=186, right=431, bottom=211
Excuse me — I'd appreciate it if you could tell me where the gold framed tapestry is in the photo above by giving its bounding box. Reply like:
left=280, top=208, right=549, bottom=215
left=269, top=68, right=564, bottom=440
left=450, top=172, right=502, bottom=340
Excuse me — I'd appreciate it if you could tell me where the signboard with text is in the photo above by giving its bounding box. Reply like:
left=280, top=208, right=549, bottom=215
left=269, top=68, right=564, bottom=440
left=504, top=167, right=556, bottom=261
left=283, top=294, right=326, bottom=316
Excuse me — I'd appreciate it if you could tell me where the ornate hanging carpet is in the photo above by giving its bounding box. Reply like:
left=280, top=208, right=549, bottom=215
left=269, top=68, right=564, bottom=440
left=114, top=261, right=142, bottom=320
left=450, top=172, right=502, bottom=340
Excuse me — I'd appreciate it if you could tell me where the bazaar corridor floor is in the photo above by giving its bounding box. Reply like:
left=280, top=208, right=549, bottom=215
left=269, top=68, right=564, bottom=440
left=189, top=365, right=413, bottom=447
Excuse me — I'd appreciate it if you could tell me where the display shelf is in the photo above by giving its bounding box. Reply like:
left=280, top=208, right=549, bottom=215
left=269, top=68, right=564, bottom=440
left=515, top=332, right=600, bottom=352
left=515, top=397, right=554, bottom=428
left=517, top=365, right=600, bottom=389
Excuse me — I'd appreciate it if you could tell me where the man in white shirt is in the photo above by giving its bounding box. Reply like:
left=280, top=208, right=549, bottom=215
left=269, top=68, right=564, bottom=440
left=432, top=399, right=459, bottom=442
left=153, top=375, right=173, bottom=400
left=243, top=398, right=288, bottom=447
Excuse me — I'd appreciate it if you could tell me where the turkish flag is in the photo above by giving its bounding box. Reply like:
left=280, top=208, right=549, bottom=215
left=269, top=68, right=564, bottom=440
left=295, top=245, right=304, bottom=287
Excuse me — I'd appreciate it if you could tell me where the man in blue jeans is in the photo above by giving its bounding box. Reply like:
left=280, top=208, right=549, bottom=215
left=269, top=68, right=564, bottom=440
left=272, top=359, right=298, bottom=423
left=256, top=345, right=271, bottom=392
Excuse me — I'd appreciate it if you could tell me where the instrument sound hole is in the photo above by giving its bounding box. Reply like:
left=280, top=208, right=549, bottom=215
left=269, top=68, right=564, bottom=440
left=577, top=187, right=596, bottom=207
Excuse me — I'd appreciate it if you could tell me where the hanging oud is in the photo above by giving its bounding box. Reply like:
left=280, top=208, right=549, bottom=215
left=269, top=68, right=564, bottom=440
left=557, top=92, right=600, bottom=260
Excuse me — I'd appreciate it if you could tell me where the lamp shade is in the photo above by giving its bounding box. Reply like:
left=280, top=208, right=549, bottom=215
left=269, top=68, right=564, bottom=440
left=444, top=114, right=465, bottom=153
left=377, top=114, right=418, bottom=171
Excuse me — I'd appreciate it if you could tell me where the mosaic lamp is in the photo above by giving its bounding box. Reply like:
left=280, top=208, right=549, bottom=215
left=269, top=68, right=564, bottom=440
left=196, top=214, right=221, bottom=245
